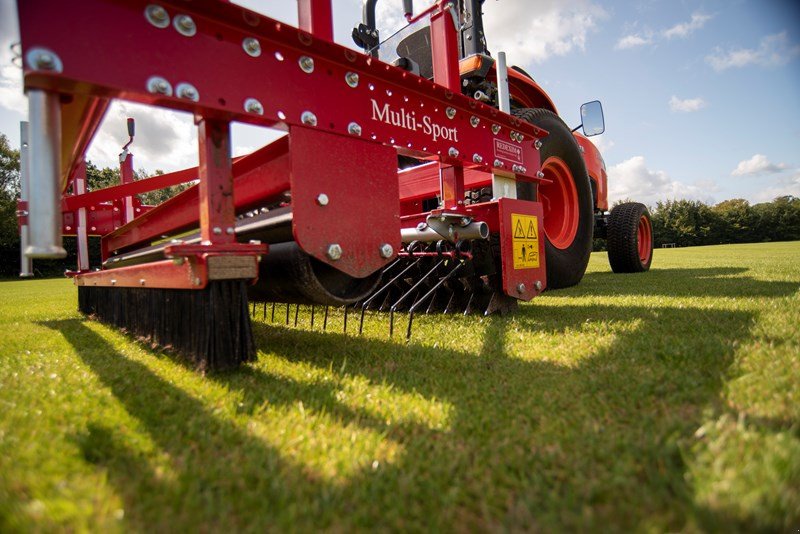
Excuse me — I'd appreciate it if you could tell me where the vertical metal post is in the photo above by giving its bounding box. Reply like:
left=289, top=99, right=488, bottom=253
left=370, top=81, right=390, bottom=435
left=18, top=122, right=33, bottom=277
left=73, top=160, right=90, bottom=271
left=120, top=149, right=135, bottom=224
left=440, top=165, right=465, bottom=210
left=430, top=5, right=461, bottom=91
left=297, top=0, right=333, bottom=41
left=197, top=118, right=235, bottom=244
left=492, top=51, right=517, bottom=200
left=25, top=90, right=66, bottom=258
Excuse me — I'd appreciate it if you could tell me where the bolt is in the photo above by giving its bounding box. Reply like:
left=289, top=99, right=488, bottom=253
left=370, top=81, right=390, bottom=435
left=111, top=279, right=117, bottom=286
left=461, top=217, right=471, bottom=225
left=242, top=37, right=261, bottom=57
left=520, top=166, right=527, bottom=174
left=244, top=98, right=263, bottom=114
left=473, top=153, right=483, bottom=163
left=139, top=279, right=146, bottom=286
left=516, top=283, right=526, bottom=294
left=492, top=124, right=501, bottom=135
left=517, top=133, right=525, bottom=142
left=534, top=280, right=543, bottom=291
left=470, top=116, right=480, bottom=127
left=176, top=83, right=198, bottom=101
left=534, top=139, right=542, bottom=150
left=326, top=243, right=342, bottom=261
left=379, top=243, right=394, bottom=258
left=537, top=171, right=545, bottom=179
left=416, top=222, right=428, bottom=231
left=316, top=193, right=329, bottom=206
left=146, top=76, right=172, bottom=96
left=448, top=147, right=459, bottom=158
left=173, top=14, right=196, bottom=36
left=226, top=227, right=235, bottom=235
left=298, top=55, right=314, bottom=73
left=213, top=226, right=222, bottom=235
left=301, top=111, right=317, bottom=126
left=194, top=277, right=201, bottom=286
left=345, top=71, right=359, bottom=87
left=512, top=165, right=521, bottom=173
left=36, top=53, right=54, bottom=69
left=445, top=107, right=456, bottom=119
left=347, top=122, right=362, bottom=136
left=494, top=159, right=503, bottom=168
left=145, top=4, right=170, bottom=28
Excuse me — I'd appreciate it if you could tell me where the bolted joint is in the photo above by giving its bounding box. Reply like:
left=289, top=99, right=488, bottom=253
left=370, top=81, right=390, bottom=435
left=244, top=97, right=263, bottom=115
left=26, top=48, right=63, bottom=73
left=448, top=147, right=459, bottom=158
left=301, top=111, right=317, bottom=126
left=534, top=280, right=543, bottom=291
left=516, top=283, right=526, bottom=294
left=326, top=243, right=342, bottom=261
left=242, top=37, right=261, bottom=57
left=472, top=153, right=483, bottom=164
left=345, top=71, right=359, bottom=87
left=534, top=139, right=543, bottom=150
left=470, top=116, right=480, bottom=127
left=298, top=56, right=315, bottom=73
left=445, top=107, right=456, bottom=119
left=379, top=243, right=394, bottom=258
left=491, top=124, right=501, bottom=135
left=493, top=158, right=504, bottom=168
left=146, top=76, right=172, bottom=96
left=145, top=4, right=170, bottom=28
left=316, top=193, right=329, bottom=206
left=173, top=14, right=196, bottom=36
left=176, top=82, right=199, bottom=101
left=347, top=122, right=362, bottom=136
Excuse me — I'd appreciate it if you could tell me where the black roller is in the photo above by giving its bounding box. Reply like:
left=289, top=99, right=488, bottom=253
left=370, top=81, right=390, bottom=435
left=248, top=241, right=381, bottom=306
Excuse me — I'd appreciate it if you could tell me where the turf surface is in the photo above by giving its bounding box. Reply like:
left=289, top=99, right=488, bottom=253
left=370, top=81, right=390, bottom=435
left=1, top=242, right=798, bottom=531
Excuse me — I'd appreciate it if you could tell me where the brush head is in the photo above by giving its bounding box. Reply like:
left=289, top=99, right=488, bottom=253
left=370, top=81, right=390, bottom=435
left=79, top=280, right=255, bottom=372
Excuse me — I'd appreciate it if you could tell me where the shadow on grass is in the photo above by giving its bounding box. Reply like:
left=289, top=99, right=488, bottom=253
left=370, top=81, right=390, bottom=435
left=40, top=266, right=796, bottom=530
left=574, top=267, right=799, bottom=298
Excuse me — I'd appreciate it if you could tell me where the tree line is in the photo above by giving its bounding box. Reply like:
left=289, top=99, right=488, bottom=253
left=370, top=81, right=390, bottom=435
left=1, top=132, right=799, bottom=277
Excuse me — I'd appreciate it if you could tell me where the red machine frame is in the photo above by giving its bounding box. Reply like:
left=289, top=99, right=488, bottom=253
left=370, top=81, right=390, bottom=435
left=18, top=0, right=552, bottom=303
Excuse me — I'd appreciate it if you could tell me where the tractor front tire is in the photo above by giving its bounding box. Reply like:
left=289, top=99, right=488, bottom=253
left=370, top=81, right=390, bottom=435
left=607, top=202, right=653, bottom=273
left=513, top=108, right=594, bottom=289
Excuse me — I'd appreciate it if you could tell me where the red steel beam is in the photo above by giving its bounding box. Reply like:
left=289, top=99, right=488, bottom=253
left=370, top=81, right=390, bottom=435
left=297, top=0, right=333, bottom=42
left=197, top=118, right=235, bottom=244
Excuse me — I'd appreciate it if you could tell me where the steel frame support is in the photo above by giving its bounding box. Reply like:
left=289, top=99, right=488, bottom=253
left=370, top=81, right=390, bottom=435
left=297, top=0, right=333, bottom=42
left=18, top=121, right=33, bottom=277
left=197, top=118, right=236, bottom=245
left=73, top=160, right=90, bottom=271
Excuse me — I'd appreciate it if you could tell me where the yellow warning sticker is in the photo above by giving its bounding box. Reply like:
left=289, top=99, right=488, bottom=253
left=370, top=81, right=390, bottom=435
left=511, top=213, right=540, bottom=269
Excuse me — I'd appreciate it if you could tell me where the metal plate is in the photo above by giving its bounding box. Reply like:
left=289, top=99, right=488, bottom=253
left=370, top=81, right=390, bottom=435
left=497, top=198, right=546, bottom=300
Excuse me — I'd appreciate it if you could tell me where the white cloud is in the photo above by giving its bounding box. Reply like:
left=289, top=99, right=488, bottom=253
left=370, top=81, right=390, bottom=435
left=707, top=31, right=800, bottom=71
left=668, top=95, right=707, bottom=113
left=588, top=135, right=614, bottom=154
left=615, top=34, right=653, bottom=50
left=86, top=102, right=198, bottom=173
left=607, top=156, right=714, bottom=205
left=478, top=0, right=608, bottom=65
left=0, top=1, right=25, bottom=118
left=731, top=154, right=788, bottom=176
left=663, top=13, right=712, bottom=39
left=753, top=172, right=800, bottom=202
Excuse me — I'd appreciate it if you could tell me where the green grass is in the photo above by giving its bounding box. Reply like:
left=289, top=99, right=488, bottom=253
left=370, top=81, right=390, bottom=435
left=1, top=242, right=798, bottom=531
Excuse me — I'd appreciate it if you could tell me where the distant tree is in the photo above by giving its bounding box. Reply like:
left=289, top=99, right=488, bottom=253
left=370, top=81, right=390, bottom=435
left=711, top=198, right=755, bottom=244
left=651, top=199, right=717, bottom=247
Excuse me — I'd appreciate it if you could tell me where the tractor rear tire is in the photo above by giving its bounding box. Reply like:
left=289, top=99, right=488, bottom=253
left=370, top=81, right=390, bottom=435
left=513, top=108, right=594, bottom=289
left=607, top=202, right=653, bottom=273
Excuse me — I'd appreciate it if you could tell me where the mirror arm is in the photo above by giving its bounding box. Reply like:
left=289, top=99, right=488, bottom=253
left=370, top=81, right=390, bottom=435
left=571, top=124, right=583, bottom=133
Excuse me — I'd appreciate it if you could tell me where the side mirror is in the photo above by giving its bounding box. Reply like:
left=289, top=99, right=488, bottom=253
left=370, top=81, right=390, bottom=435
left=579, top=100, right=604, bottom=137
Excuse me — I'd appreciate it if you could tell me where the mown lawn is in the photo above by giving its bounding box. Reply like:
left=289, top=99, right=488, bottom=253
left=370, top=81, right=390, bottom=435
left=1, top=242, right=798, bottom=531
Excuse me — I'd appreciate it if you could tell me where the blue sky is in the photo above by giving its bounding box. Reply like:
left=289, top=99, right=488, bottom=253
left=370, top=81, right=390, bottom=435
left=0, top=0, right=798, bottom=205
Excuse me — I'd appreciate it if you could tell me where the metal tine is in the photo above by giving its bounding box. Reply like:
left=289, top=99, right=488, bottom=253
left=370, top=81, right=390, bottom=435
left=294, top=304, right=299, bottom=327
left=263, top=302, right=267, bottom=320
left=285, top=303, right=290, bottom=325
left=271, top=302, right=276, bottom=322
left=360, top=258, right=422, bottom=335
left=406, top=262, right=464, bottom=340
left=389, top=259, right=446, bottom=337
left=323, top=306, right=329, bottom=330
left=343, top=306, right=348, bottom=333
left=310, top=305, right=315, bottom=328
left=251, top=301, right=256, bottom=317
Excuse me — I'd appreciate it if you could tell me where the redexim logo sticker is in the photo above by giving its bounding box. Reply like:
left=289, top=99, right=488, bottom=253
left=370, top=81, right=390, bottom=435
left=370, top=99, right=459, bottom=142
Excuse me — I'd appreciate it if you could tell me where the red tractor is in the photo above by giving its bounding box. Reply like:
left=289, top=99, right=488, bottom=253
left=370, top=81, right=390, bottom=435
left=15, top=0, right=653, bottom=370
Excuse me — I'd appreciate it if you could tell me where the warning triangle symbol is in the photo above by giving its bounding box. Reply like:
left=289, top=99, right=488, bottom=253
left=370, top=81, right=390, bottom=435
left=526, top=220, right=537, bottom=239
left=514, top=220, right=525, bottom=238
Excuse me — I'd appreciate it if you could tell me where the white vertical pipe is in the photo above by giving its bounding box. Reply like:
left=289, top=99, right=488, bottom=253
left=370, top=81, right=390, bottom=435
left=74, top=165, right=90, bottom=271
left=496, top=51, right=511, bottom=114
left=19, top=122, right=33, bottom=277
left=492, top=51, right=517, bottom=199
left=25, top=90, right=66, bottom=259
